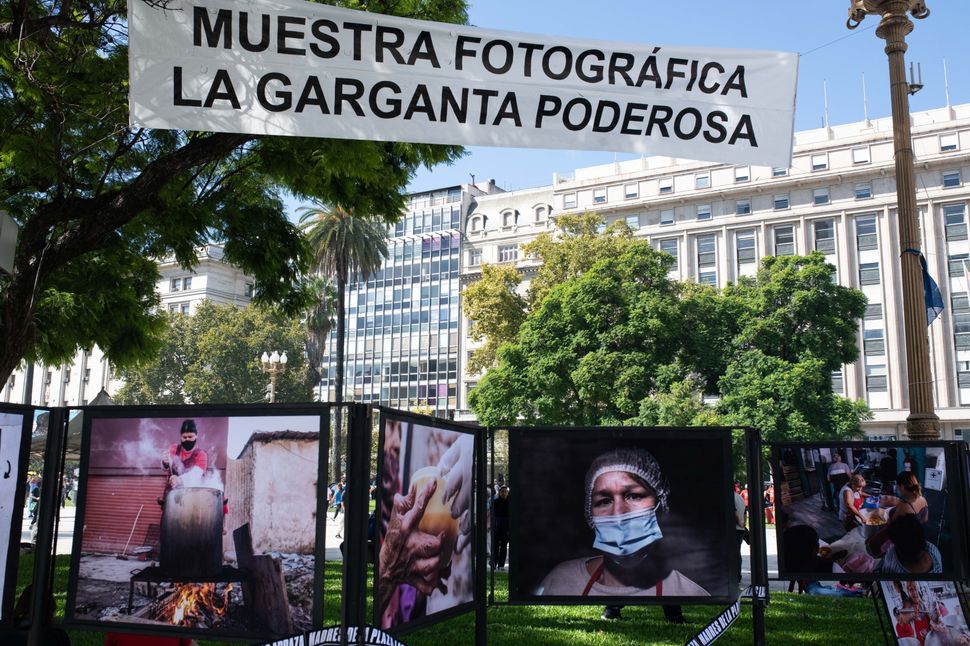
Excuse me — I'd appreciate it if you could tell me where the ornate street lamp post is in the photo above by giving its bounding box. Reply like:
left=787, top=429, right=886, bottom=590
left=848, top=0, right=939, bottom=439
left=260, top=350, right=288, bottom=403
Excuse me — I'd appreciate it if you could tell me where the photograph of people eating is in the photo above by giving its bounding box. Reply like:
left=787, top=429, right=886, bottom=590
left=775, top=444, right=954, bottom=581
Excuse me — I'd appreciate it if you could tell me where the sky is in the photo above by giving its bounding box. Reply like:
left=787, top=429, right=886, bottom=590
left=284, top=1, right=970, bottom=213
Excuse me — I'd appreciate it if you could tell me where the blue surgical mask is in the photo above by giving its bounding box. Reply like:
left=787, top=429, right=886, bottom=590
left=591, top=508, right=662, bottom=557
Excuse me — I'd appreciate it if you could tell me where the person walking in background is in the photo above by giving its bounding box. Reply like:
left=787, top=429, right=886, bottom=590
left=492, top=486, right=510, bottom=570
left=734, top=485, right=747, bottom=581
left=28, top=478, right=41, bottom=527
left=763, top=484, right=775, bottom=525
left=332, top=482, right=344, bottom=520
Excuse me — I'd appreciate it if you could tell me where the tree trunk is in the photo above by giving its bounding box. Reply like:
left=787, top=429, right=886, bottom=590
left=332, top=273, right=346, bottom=484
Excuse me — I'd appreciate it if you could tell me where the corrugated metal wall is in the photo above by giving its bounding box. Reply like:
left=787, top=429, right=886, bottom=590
left=81, top=475, right=165, bottom=555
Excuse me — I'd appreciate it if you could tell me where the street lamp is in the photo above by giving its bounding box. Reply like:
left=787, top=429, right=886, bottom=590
left=847, top=0, right=939, bottom=439
left=260, top=350, right=288, bottom=403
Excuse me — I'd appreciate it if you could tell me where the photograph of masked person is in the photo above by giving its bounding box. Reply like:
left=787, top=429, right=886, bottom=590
left=377, top=417, right=474, bottom=631
left=509, top=432, right=735, bottom=602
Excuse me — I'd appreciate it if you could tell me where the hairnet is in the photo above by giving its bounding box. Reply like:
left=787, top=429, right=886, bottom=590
left=584, top=447, right=669, bottom=527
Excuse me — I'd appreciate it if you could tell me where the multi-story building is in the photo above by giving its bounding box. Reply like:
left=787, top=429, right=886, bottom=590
left=1, top=244, right=253, bottom=407
left=318, top=182, right=503, bottom=417
left=458, top=104, right=970, bottom=441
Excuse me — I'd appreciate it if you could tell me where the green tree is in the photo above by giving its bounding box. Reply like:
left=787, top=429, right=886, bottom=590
left=299, top=205, right=389, bottom=482
left=462, top=263, right=526, bottom=374
left=0, top=0, right=468, bottom=385
left=470, top=241, right=870, bottom=444
left=462, top=213, right=635, bottom=377
left=116, top=301, right=312, bottom=405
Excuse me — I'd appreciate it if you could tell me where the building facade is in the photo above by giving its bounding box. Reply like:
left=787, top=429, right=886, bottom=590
left=317, top=182, right=503, bottom=417
left=1, top=244, right=253, bottom=407
left=458, top=104, right=970, bottom=441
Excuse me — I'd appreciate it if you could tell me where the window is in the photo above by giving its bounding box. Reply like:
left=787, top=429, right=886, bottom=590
left=832, top=370, right=844, bottom=393
left=170, top=278, right=180, bottom=292
left=534, top=205, right=549, bottom=222
left=948, top=253, right=969, bottom=278
left=468, top=249, right=482, bottom=266
left=624, top=184, right=639, bottom=199
left=658, top=178, right=673, bottom=194
left=625, top=214, right=640, bottom=229
left=498, top=244, right=518, bottom=263
left=695, top=173, right=710, bottom=189
left=83, top=368, right=91, bottom=382
left=502, top=209, right=519, bottom=228
left=855, top=182, right=873, bottom=200
left=860, top=262, right=881, bottom=285
left=181, top=303, right=190, bottom=315
left=736, top=230, right=756, bottom=265
left=734, top=166, right=750, bottom=182
left=469, top=215, right=484, bottom=232
left=244, top=282, right=254, bottom=297
left=563, top=193, right=577, bottom=208
left=660, top=209, right=674, bottom=225
left=940, top=133, right=959, bottom=152
left=813, top=188, right=830, bottom=205
left=866, top=364, right=888, bottom=392
left=856, top=216, right=878, bottom=250
left=953, top=294, right=970, bottom=351
left=64, top=369, right=71, bottom=383
left=774, top=226, right=795, bottom=256
left=659, top=239, right=678, bottom=264
left=696, top=204, right=712, bottom=221
left=772, top=166, right=789, bottom=177
left=864, top=328, right=885, bottom=356
left=864, top=303, right=883, bottom=320
left=944, top=204, right=967, bottom=241
left=956, top=429, right=966, bottom=441
left=773, top=194, right=789, bottom=210
left=814, top=220, right=835, bottom=253
left=943, top=170, right=962, bottom=188
left=697, top=235, right=716, bottom=271
left=182, top=276, right=192, bottom=290
left=852, top=146, right=871, bottom=164
left=735, top=199, right=751, bottom=215
left=593, top=188, right=607, bottom=204
left=811, top=153, right=828, bottom=171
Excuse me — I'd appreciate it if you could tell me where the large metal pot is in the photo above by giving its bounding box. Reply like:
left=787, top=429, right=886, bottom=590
left=160, top=487, right=223, bottom=577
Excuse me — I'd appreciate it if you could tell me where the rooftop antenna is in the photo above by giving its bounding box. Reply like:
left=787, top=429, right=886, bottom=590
left=862, top=73, right=870, bottom=124
left=908, top=61, right=923, bottom=95
left=823, top=80, right=830, bottom=129
left=943, top=58, right=951, bottom=107
left=469, top=173, right=476, bottom=186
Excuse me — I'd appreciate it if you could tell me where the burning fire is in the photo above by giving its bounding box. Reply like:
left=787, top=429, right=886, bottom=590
left=156, top=582, right=234, bottom=627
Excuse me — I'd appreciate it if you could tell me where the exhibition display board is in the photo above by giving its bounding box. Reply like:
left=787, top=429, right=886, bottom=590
left=771, top=441, right=969, bottom=583
left=0, top=404, right=33, bottom=624
left=64, top=404, right=329, bottom=641
left=507, top=427, right=739, bottom=605
left=374, top=409, right=477, bottom=633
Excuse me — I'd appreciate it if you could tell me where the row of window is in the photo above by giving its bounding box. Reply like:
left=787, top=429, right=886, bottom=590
left=468, top=204, right=551, bottom=232
left=559, top=135, right=961, bottom=208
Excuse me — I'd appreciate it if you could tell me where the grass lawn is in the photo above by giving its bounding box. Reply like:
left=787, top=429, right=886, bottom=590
left=16, top=554, right=888, bottom=645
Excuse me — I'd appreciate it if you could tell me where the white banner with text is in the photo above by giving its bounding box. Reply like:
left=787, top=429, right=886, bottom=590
left=129, top=0, right=798, bottom=166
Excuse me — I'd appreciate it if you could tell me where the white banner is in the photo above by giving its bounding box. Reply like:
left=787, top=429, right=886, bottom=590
left=129, top=0, right=798, bottom=166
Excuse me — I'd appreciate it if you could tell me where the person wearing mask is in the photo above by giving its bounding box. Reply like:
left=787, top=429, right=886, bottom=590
left=538, top=448, right=708, bottom=597
left=838, top=474, right=867, bottom=532
left=492, top=486, right=510, bottom=570
left=158, top=419, right=207, bottom=506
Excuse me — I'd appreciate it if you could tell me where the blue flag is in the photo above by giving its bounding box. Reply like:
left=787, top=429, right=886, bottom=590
left=908, top=249, right=944, bottom=326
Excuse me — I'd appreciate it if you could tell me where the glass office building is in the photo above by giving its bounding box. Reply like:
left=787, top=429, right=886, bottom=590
left=319, top=184, right=496, bottom=416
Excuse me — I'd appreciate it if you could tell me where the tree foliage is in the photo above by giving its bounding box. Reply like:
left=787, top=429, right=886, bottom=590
left=0, top=0, right=468, bottom=384
left=462, top=263, right=526, bottom=374
left=116, top=301, right=312, bottom=405
left=469, top=229, right=871, bottom=444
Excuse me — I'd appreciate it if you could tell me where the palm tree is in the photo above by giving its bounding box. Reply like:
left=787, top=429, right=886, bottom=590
left=299, top=205, right=388, bottom=482
left=304, top=276, right=337, bottom=393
